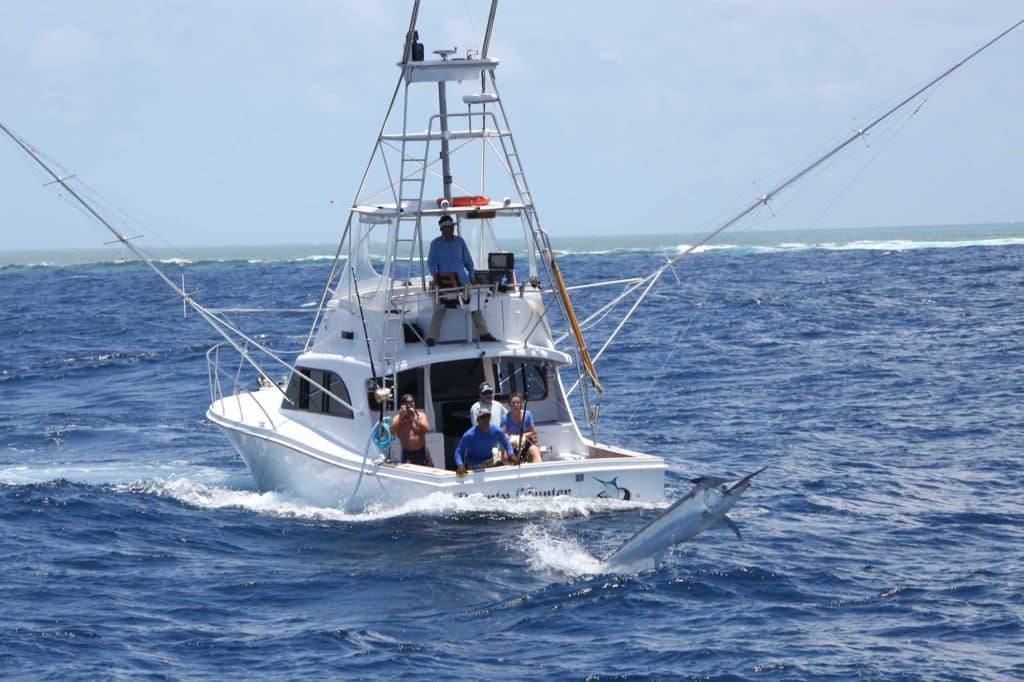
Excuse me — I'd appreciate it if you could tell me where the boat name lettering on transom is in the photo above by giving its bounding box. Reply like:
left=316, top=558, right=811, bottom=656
left=453, top=487, right=572, bottom=499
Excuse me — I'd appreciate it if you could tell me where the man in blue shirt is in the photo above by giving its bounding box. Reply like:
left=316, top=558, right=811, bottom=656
left=427, top=213, right=474, bottom=285
left=426, top=214, right=496, bottom=346
left=454, top=408, right=517, bottom=475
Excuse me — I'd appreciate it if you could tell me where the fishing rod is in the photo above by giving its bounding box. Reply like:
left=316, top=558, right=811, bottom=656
left=513, top=373, right=533, bottom=466
left=564, top=15, right=1024, bottom=398
left=0, top=121, right=358, bottom=414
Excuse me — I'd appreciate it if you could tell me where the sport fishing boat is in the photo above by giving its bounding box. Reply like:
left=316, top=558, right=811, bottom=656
left=200, top=2, right=668, bottom=509
left=4, top=3, right=1017, bottom=513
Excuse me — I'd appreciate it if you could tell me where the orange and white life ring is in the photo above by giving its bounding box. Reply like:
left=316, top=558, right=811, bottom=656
left=436, top=195, right=490, bottom=208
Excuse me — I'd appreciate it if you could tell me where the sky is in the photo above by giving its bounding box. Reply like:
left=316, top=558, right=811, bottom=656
left=1, top=1, right=1022, bottom=251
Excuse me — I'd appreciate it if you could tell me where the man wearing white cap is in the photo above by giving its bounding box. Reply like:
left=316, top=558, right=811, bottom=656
left=470, top=381, right=506, bottom=425
left=425, top=214, right=496, bottom=346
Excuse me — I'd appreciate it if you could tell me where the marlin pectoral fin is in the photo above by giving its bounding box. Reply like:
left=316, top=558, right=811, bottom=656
left=723, top=514, right=742, bottom=540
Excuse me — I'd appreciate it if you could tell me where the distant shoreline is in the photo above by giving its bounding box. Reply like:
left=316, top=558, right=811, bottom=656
left=2, top=222, right=1022, bottom=267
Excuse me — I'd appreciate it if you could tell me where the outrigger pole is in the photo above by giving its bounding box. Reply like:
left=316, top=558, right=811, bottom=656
left=566, top=15, right=1024, bottom=395
left=481, top=0, right=498, bottom=59
left=0, top=121, right=357, bottom=414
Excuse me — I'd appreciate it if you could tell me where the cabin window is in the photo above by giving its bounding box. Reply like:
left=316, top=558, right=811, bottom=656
left=430, top=359, right=486, bottom=401
left=324, top=372, right=354, bottom=418
left=282, top=367, right=353, bottom=419
left=284, top=368, right=312, bottom=409
left=307, top=370, right=325, bottom=411
left=494, top=360, right=547, bottom=401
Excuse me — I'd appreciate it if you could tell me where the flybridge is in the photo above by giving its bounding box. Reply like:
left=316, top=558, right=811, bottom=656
left=353, top=199, right=526, bottom=222
left=400, top=57, right=499, bottom=83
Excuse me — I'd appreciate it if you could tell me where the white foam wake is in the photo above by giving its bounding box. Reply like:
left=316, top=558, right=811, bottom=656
left=112, top=476, right=663, bottom=523
left=1, top=460, right=666, bottom=529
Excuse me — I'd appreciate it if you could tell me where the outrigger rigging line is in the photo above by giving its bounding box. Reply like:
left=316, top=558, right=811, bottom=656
left=0, top=121, right=356, bottom=414
left=565, top=15, right=1024, bottom=395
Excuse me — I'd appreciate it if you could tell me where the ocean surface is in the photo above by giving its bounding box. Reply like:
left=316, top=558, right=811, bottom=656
left=1, top=227, right=1022, bottom=679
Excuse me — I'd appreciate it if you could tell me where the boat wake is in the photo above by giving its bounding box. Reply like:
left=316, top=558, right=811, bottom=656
left=0, top=459, right=665, bottom=523
left=113, top=476, right=664, bottom=523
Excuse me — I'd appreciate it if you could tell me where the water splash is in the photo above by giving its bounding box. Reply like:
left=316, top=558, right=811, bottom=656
left=516, top=524, right=606, bottom=576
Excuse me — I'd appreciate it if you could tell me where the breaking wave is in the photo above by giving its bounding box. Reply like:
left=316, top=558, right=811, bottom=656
left=3, top=226, right=1021, bottom=269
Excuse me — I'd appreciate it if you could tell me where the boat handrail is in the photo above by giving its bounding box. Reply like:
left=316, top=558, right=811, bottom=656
left=206, top=342, right=280, bottom=430
left=203, top=307, right=316, bottom=314
left=352, top=201, right=524, bottom=218
left=347, top=276, right=524, bottom=310
left=400, top=57, right=499, bottom=84
left=380, top=128, right=509, bottom=143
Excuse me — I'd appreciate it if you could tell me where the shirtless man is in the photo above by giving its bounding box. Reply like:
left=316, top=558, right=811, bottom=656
left=390, top=394, right=433, bottom=466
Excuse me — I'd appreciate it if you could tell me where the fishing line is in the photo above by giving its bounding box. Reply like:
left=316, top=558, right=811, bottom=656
left=606, top=76, right=950, bottom=444
left=609, top=261, right=729, bottom=447
left=607, top=62, right=966, bottom=445
left=3, top=121, right=365, bottom=414
left=800, top=78, right=951, bottom=234
left=463, top=0, right=481, bottom=50
left=570, top=17, right=1024, bottom=401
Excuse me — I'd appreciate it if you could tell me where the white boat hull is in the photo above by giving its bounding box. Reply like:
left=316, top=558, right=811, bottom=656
left=208, top=402, right=665, bottom=510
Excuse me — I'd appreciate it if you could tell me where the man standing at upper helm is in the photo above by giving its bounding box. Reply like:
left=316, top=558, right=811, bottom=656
left=425, top=213, right=495, bottom=346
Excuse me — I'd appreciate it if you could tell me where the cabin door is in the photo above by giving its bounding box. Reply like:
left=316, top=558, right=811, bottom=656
left=429, top=359, right=487, bottom=470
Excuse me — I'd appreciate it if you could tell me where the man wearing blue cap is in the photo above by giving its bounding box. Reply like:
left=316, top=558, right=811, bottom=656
left=454, top=407, right=518, bottom=476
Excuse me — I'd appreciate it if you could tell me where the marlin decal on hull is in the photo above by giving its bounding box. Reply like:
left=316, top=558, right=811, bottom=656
left=599, top=467, right=766, bottom=570
left=594, top=476, right=631, bottom=501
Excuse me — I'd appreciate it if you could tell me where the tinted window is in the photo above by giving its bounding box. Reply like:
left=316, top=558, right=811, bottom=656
left=308, top=370, right=325, bottom=412
left=430, top=359, right=486, bottom=401
left=282, top=367, right=353, bottom=419
left=494, top=361, right=547, bottom=401
left=284, top=368, right=311, bottom=409
left=325, top=372, right=354, bottom=418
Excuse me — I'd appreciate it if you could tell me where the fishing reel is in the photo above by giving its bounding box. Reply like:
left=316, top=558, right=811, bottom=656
left=374, top=386, right=392, bottom=405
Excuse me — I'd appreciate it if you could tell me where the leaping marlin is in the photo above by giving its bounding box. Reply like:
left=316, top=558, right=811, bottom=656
left=599, top=467, right=766, bottom=569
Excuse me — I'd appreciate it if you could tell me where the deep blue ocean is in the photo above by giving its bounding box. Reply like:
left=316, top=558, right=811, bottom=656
left=2, top=233, right=1022, bottom=679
